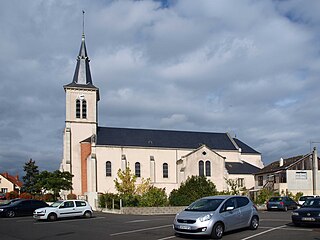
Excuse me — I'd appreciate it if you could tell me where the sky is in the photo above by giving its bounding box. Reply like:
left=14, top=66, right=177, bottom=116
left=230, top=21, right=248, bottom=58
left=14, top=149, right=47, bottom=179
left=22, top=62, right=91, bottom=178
left=1, top=0, right=320, bottom=179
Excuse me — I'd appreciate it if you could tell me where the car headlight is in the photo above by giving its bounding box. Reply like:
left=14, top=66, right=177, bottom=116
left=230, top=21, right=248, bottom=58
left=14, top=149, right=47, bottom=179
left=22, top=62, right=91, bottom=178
left=199, top=214, right=212, bottom=222
left=292, top=212, right=299, bottom=216
left=0, top=209, right=3, bottom=212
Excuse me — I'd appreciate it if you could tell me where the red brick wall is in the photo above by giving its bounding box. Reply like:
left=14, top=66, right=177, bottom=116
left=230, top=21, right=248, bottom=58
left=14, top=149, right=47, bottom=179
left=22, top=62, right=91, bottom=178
left=80, top=142, right=91, bottom=194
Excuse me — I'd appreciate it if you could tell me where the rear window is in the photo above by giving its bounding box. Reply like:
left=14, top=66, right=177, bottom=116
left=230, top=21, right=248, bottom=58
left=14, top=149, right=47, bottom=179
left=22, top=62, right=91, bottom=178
left=269, top=197, right=282, bottom=202
left=75, top=201, right=87, bottom=207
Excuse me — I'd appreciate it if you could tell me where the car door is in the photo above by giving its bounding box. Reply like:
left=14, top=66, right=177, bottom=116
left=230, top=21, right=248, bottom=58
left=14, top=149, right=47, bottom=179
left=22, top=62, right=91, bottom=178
left=219, top=197, right=241, bottom=231
left=74, top=201, right=87, bottom=216
left=17, top=200, right=33, bottom=216
left=58, top=201, right=77, bottom=218
left=236, top=197, right=252, bottom=228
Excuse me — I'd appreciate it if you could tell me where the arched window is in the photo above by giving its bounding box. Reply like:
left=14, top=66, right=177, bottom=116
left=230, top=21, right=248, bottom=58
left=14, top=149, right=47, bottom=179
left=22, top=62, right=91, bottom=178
left=199, top=160, right=204, bottom=176
left=163, top=163, right=168, bottom=178
left=82, top=100, right=87, bottom=119
left=135, top=162, right=141, bottom=177
left=106, top=161, right=111, bottom=176
left=76, top=99, right=81, bottom=118
left=205, top=160, right=211, bottom=177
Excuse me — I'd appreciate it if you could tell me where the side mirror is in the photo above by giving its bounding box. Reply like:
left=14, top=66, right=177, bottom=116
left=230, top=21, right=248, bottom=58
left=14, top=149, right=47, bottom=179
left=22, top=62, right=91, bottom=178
left=226, top=206, right=234, bottom=211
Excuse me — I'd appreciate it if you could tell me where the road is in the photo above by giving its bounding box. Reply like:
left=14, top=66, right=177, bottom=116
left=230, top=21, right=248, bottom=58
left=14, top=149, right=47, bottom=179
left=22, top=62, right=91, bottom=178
left=0, top=210, right=319, bottom=240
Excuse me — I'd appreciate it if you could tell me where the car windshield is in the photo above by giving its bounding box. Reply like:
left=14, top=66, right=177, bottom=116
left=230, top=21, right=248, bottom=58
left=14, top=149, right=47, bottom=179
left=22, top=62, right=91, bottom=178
left=300, top=196, right=315, bottom=201
left=302, top=199, right=320, bottom=208
left=50, top=201, right=63, bottom=207
left=269, top=197, right=282, bottom=202
left=185, top=198, right=224, bottom=212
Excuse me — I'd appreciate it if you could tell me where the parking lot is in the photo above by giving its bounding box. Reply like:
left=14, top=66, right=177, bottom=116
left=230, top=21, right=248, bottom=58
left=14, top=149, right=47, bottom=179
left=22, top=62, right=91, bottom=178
left=0, top=210, right=319, bottom=240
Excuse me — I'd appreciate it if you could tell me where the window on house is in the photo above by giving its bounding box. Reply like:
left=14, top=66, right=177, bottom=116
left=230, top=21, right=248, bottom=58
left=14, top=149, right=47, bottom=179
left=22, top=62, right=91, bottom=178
left=76, top=99, right=81, bottom=118
left=199, top=160, right=204, bottom=176
left=258, top=176, right=263, bottom=186
left=82, top=100, right=87, bottom=118
left=106, top=161, right=111, bottom=177
left=1, top=188, right=8, bottom=193
left=237, top=178, right=244, bottom=187
left=296, top=171, right=307, bottom=179
left=163, top=163, right=168, bottom=178
left=205, top=160, right=211, bottom=177
left=135, top=162, right=141, bottom=177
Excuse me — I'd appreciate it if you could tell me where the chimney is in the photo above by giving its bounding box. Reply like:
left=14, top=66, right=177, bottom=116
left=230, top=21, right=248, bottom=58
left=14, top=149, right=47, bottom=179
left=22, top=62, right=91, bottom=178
left=15, top=175, right=19, bottom=181
left=279, top=158, right=284, bottom=167
left=4, top=172, right=8, bottom=178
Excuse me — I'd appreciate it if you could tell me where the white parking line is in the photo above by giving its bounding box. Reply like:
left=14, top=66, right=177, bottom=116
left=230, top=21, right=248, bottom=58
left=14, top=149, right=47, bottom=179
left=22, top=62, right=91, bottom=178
left=110, top=224, right=172, bottom=236
left=157, top=236, right=176, bottom=240
left=126, top=219, right=149, bottom=223
left=241, top=225, right=285, bottom=240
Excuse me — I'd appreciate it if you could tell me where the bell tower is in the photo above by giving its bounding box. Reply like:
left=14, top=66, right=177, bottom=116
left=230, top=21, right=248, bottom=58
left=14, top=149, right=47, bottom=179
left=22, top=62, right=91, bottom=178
left=61, top=13, right=99, bottom=195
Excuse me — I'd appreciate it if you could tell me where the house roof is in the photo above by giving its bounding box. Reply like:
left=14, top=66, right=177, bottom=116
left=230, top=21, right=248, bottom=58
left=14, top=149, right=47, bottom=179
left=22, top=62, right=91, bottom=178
left=233, top=138, right=260, bottom=154
left=0, top=172, right=23, bottom=188
left=254, top=154, right=310, bottom=175
left=96, top=127, right=260, bottom=153
left=226, top=161, right=261, bottom=174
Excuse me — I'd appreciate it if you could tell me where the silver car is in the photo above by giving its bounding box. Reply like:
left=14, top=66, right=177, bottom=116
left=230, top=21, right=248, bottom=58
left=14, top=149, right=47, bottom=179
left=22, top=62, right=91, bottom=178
left=173, top=195, right=259, bottom=239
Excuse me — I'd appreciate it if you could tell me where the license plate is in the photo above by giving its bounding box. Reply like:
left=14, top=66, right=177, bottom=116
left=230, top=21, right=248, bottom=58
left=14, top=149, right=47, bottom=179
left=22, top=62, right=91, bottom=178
left=179, top=225, right=191, bottom=230
left=302, top=217, right=315, bottom=221
left=271, top=206, right=278, bottom=208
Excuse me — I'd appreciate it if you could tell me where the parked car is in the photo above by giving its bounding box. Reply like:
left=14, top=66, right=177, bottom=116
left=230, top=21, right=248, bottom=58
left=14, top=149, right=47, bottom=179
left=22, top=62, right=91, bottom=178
left=292, top=197, right=320, bottom=226
left=33, top=200, right=93, bottom=221
left=0, top=193, right=6, bottom=200
left=298, top=195, right=319, bottom=206
left=0, top=199, right=48, bottom=217
left=173, top=195, right=259, bottom=239
left=267, top=196, right=297, bottom=211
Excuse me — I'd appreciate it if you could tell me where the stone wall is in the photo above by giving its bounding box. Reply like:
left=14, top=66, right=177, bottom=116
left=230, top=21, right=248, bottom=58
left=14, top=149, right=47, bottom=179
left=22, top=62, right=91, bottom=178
left=101, top=206, right=186, bottom=215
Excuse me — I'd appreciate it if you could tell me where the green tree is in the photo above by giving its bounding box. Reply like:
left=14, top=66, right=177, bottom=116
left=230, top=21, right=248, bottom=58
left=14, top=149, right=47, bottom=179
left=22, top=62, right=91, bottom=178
left=114, top=167, right=137, bottom=196
left=139, top=186, right=168, bottom=207
left=37, top=170, right=73, bottom=199
left=21, top=159, right=41, bottom=194
left=169, top=175, right=218, bottom=206
left=225, top=178, right=240, bottom=195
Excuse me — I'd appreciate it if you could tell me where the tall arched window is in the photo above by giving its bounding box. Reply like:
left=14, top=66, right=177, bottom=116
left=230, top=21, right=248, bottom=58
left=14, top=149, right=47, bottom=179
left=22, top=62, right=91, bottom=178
left=76, top=99, right=81, bottom=118
left=205, top=160, right=211, bottom=177
left=82, top=100, right=87, bottom=119
left=163, top=163, right=168, bottom=178
left=135, top=162, right=141, bottom=177
left=106, top=161, right=111, bottom=176
left=199, top=160, right=204, bottom=176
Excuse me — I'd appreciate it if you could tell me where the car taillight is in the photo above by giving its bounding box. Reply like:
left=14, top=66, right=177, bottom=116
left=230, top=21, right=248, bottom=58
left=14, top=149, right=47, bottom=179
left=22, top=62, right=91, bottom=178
left=280, top=201, right=284, bottom=205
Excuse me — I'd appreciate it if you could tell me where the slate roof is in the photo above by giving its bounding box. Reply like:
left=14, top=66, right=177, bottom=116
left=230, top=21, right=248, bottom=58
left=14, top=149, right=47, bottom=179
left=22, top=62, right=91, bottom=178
left=96, top=127, right=260, bottom=154
left=225, top=161, right=261, bottom=174
left=254, top=154, right=309, bottom=175
left=233, top=138, right=260, bottom=154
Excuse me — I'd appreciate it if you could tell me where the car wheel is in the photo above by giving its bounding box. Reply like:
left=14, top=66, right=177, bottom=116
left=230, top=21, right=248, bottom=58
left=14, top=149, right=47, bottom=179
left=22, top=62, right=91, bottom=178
left=211, top=222, right=224, bottom=239
left=83, top=211, right=92, bottom=218
left=249, top=216, right=259, bottom=230
left=6, top=210, right=15, bottom=218
left=47, top=213, right=57, bottom=221
left=284, top=206, right=288, bottom=212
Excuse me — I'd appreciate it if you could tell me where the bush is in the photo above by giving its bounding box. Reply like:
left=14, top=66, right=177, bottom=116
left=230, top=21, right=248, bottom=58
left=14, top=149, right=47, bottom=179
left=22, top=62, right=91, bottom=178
left=294, top=192, right=304, bottom=202
left=139, top=187, right=168, bottom=207
left=169, top=176, right=218, bottom=206
left=255, top=188, right=278, bottom=204
left=6, top=191, right=19, bottom=200
left=98, top=193, right=122, bottom=209
left=67, top=193, right=77, bottom=200
left=43, top=193, right=55, bottom=202
left=19, top=192, right=33, bottom=199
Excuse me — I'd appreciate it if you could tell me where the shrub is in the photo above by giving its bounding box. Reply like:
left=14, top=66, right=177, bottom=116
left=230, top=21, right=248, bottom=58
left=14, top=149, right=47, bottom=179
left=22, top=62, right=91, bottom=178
left=67, top=193, right=77, bottom=200
left=139, top=186, right=168, bottom=207
left=98, top=193, right=122, bottom=209
left=19, top=192, right=33, bottom=199
left=6, top=191, right=19, bottom=200
left=169, top=176, right=218, bottom=206
left=43, top=193, right=55, bottom=202
left=294, top=192, right=304, bottom=202
left=255, top=188, right=278, bottom=204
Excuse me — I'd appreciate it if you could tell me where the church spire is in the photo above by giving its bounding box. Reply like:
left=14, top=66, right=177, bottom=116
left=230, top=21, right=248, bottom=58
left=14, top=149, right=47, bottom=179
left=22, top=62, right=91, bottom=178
left=72, top=10, right=93, bottom=85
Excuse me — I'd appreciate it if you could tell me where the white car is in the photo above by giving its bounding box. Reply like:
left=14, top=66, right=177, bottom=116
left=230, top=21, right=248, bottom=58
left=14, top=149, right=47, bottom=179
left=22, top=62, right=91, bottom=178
left=298, top=195, right=319, bottom=206
left=33, top=200, right=93, bottom=221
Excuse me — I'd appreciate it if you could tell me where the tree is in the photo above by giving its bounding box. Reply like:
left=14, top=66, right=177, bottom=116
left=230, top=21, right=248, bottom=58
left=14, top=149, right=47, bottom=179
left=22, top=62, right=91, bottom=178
left=21, top=159, right=41, bottom=194
left=139, top=186, right=168, bottom=207
left=225, top=178, right=240, bottom=195
left=114, top=167, right=137, bottom=196
left=37, top=170, right=73, bottom=199
left=169, top=175, right=218, bottom=206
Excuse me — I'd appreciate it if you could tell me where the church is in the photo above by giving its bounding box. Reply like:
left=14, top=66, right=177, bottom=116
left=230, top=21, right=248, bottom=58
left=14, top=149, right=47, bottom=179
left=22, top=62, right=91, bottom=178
left=60, top=31, right=264, bottom=206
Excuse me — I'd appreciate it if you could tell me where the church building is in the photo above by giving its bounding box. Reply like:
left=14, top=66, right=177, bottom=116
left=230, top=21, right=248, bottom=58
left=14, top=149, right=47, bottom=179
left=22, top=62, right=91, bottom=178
left=60, top=32, right=264, bottom=206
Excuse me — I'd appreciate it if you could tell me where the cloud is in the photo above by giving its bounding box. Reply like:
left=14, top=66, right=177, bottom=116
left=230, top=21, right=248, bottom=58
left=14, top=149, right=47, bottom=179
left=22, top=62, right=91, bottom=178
left=0, top=0, right=320, bottom=178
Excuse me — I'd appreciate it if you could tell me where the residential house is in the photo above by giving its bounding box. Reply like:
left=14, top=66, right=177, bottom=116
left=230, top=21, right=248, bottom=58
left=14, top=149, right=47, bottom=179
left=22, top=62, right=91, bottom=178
left=254, top=148, right=319, bottom=195
left=0, top=172, right=23, bottom=193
